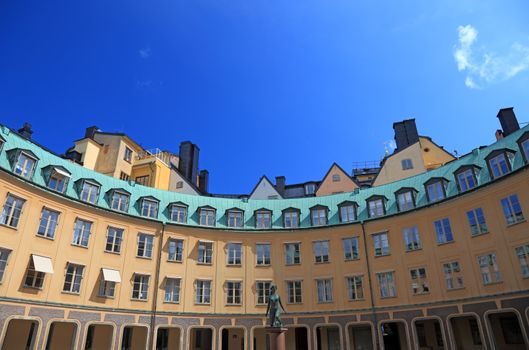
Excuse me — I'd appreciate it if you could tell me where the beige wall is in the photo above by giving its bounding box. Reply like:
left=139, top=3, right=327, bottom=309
left=72, top=139, right=101, bottom=170
left=316, top=165, right=358, bottom=197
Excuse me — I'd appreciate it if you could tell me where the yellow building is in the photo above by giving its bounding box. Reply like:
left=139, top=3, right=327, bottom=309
left=0, top=108, right=528, bottom=350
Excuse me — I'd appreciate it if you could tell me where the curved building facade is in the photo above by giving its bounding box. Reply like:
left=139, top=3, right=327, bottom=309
left=0, top=118, right=528, bottom=350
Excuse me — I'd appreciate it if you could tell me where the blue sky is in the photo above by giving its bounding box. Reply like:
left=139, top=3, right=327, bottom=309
left=1, top=0, right=528, bottom=194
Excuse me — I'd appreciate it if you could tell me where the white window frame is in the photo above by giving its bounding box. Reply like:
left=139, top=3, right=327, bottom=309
left=515, top=245, right=529, bottom=278
left=164, top=277, right=181, bottom=303
left=403, top=226, right=421, bottom=251
left=63, top=263, right=84, bottom=294
left=226, top=281, right=242, bottom=305
left=368, top=199, right=385, bottom=217
left=457, top=168, right=477, bottom=192
left=397, top=191, right=415, bottom=211
left=283, top=210, right=299, bottom=228
left=137, top=233, right=154, bottom=258
left=199, top=208, right=216, bottom=226
left=346, top=276, right=364, bottom=300
left=286, top=280, right=302, bottom=304
left=255, top=211, right=272, bottom=229
left=256, top=243, right=271, bottom=266
left=342, top=237, right=359, bottom=261
left=37, top=207, right=60, bottom=239
left=170, top=204, right=187, bottom=223
left=339, top=204, right=356, bottom=223
left=72, top=219, right=92, bottom=248
left=227, top=243, right=242, bottom=265
left=0, top=248, right=12, bottom=282
left=110, top=191, right=129, bottom=212
left=316, top=278, right=333, bottom=303
left=0, top=193, right=26, bottom=228
left=256, top=280, right=271, bottom=305
left=195, top=279, right=212, bottom=304
left=466, top=208, right=488, bottom=235
left=313, top=240, right=330, bottom=263
left=140, top=198, right=158, bottom=218
left=311, top=208, right=327, bottom=226
left=426, top=181, right=445, bottom=202
left=105, top=226, right=123, bottom=253
left=132, top=274, right=150, bottom=300
left=478, top=253, right=501, bottom=285
left=443, top=261, right=464, bottom=290
left=410, top=267, right=429, bottom=295
left=285, top=242, right=301, bottom=265
left=14, top=151, right=37, bottom=178
left=373, top=232, right=390, bottom=256
left=501, top=194, right=525, bottom=225
left=377, top=271, right=396, bottom=298
left=168, top=239, right=184, bottom=262
left=227, top=210, right=244, bottom=228
left=79, top=180, right=100, bottom=204
left=197, top=241, right=213, bottom=264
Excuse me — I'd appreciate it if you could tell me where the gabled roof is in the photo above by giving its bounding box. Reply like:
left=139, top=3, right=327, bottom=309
left=315, top=162, right=359, bottom=196
left=106, top=187, right=131, bottom=195
left=249, top=175, right=282, bottom=200
left=138, top=195, right=160, bottom=202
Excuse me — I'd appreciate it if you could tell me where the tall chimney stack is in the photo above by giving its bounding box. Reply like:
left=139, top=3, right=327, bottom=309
left=393, top=119, right=419, bottom=152
left=275, top=176, right=285, bottom=196
left=84, top=126, right=99, bottom=139
left=198, top=170, right=209, bottom=194
left=497, top=107, right=520, bottom=137
left=18, top=122, right=33, bottom=139
left=179, top=141, right=200, bottom=186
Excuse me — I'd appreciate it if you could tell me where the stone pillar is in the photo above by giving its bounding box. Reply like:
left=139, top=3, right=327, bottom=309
left=266, top=327, right=288, bottom=350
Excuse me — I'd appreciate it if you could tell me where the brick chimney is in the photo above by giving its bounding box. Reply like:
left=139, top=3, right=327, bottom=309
left=198, top=170, right=209, bottom=194
left=275, top=176, right=285, bottom=196
left=18, top=122, right=33, bottom=139
left=497, top=107, right=520, bottom=136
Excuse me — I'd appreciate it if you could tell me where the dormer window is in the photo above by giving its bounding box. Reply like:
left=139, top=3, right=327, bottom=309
left=304, top=183, right=316, bottom=195
left=283, top=208, right=300, bottom=228
left=486, top=149, right=515, bottom=179
left=454, top=166, right=480, bottom=192
left=367, top=195, right=387, bottom=218
left=226, top=209, right=244, bottom=228
left=424, top=178, right=447, bottom=203
left=9, top=149, right=38, bottom=179
left=43, top=166, right=71, bottom=193
left=140, top=197, right=159, bottom=218
left=110, top=189, right=130, bottom=212
left=338, top=201, right=357, bottom=223
left=169, top=202, right=187, bottom=223
left=310, top=205, right=328, bottom=226
left=255, top=209, right=272, bottom=229
left=78, top=179, right=100, bottom=204
left=395, top=188, right=417, bottom=212
left=517, top=132, right=529, bottom=164
left=199, top=206, right=216, bottom=227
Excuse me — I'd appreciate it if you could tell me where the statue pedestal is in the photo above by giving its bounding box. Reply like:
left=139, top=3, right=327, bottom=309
left=265, top=327, right=288, bottom=350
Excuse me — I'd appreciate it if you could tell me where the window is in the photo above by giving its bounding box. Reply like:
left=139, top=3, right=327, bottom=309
left=368, top=198, right=385, bottom=218
left=195, top=280, right=211, bottom=304
left=199, top=208, right=216, bottom=226
left=119, top=172, right=130, bottom=181
left=256, top=243, right=271, bottom=265
left=124, top=146, right=133, bottom=162
left=48, top=168, right=69, bottom=193
left=434, top=218, right=454, bottom=244
left=24, top=259, right=45, bottom=289
left=373, top=232, right=389, bottom=256
left=396, top=190, right=415, bottom=211
left=72, top=219, right=92, bottom=247
left=79, top=181, right=100, bottom=204
left=410, top=268, right=429, bottom=294
left=14, top=151, right=37, bottom=178
left=175, top=181, right=183, bottom=189
left=99, top=279, right=116, bottom=298
left=521, top=138, right=529, bottom=163
left=443, top=261, right=464, bottom=290
left=0, top=194, right=25, bottom=228
left=304, top=183, right=316, bottom=195
left=342, top=237, right=359, bottom=261
left=466, top=208, right=488, bottom=235
left=168, top=239, right=184, bottom=262
left=256, top=281, right=271, bottom=304
left=135, top=175, right=150, bottom=186
left=226, top=281, right=242, bottom=305
left=37, top=208, right=59, bottom=239
left=515, top=245, right=529, bottom=278
left=426, top=180, right=446, bottom=202
left=105, top=227, right=123, bottom=253
left=456, top=168, right=477, bottom=192
left=310, top=207, right=327, bottom=226
left=286, top=280, right=302, bottom=304
left=377, top=271, right=396, bottom=298
left=63, top=263, right=84, bottom=294
left=283, top=210, right=299, bottom=228
left=227, top=210, right=244, bottom=228
left=164, top=278, right=181, bottom=303
left=332, top=174, right=341, bottom=182
left=316, top=279, right=333, bottom=303
left=403, top=226, right=421, bottom=251
left=140, top=198, right=158, bottom=218
left=198, top=241, right=213, bottom=264
left=339, top=203, right=356, bottom=223
left=227, top=243, right=242, bottom=265
left=137, top=234, right=154, bottom=258
left=110, top=191, right=129, bottom=212
left=313, top=240, right=330, bottom=263
left=501, top=194, right=525, bottom=225
left=346, top=276, right=364, bottom=300
left=255, top=210, right=272, bottom=229
left=0, top=248, right=12, bottom=282
left=285, top=243, right=301, bottom=265
left=401, top=158, right=413, bottom=170
left=132, top=274, right=149, bottom=300
left=488, top=152, right=512, bottom=178
left=170, top=204, right=187, bottom=223
left=478, top=253, right=501, bottom=284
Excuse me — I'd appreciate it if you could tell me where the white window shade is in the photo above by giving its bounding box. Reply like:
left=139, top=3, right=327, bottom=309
left=32, top=255, right=54, bottom=274
left=102, top=268, right=121, bottom=283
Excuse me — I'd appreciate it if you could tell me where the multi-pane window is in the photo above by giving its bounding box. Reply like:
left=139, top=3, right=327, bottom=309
left=339, top=204, right=356, bottom=223
left=132, top=274, right=149, bottom=300
left=488, top=153, right=511, bottom=178
left=373, top=232, right=390, bottom=256
left=310, top=208, right=327, bottom=226
left=457, top=168, right=477, bottom=192
left=119, top=172, right=130, bottom=181
left=466, top=208, right=488, bottom=235
left=377, top=271, right=396, bottom=298
left=426, top=181, right=445, bottom=202
left=168, top=239, right=184, bottom=262
left=256, top=243, right=271, bottom=265
left=99, top=280, right=116, bottom=298
left=285, top=243, right=301, bottom=265
left=313, top=240, right=330, bottom=263
left=478, top=253, right=501, bottom=284
left=48, top=169, right=69, bottom=193
left=137, top=234, right=154, bottom=258
left=443, top=261, right=464, bottom=290
left=226, top=281, right=242, bottom=305
left=403, top=226, right=421, bottom=251
left=72, top=219, right=92, bottom=247
left=164, top=278, right=181, bottom=303
left=397, top=191, right=415, bottom=211
left=0, top=248, right=12, bottom=282
left=401, top=158, right=413, bottom=170
left=0, top=194, right=25, bottom=228
left=316, top=279, right=333, bottom=303
left=368, top=199, right=385, bottom=217
left=501, top=194, right=525, bottom=225
left=283, top=210, right=299, bottom=228
left=105, top=227, right=123, bottom=253
left=305, top=183, right=316, bottom=195
left=124, top=146, right=133, bottom=162
left=37, top=208, right=60, bottom=239
left=227, top=243, right=242, bottom=265
left=227, top=210, right=244, bottom=228
left=515, top=245, right=529, bottom=278
left=256, top=281, right=271, bottom=304
left=342, top=237, right=359, bottom=261
left=521, top=139, right=529, bottom=163
left=110, top=191, right=129, bottom=212
left=332, top=174, right=341, bottom=182
left=141, top=198, right=158, bottom=218
left=198, top=241, right=213, bottom=264
left=199, top=208, right=216, bottom=226
left=410, top=268, right=429, bottom=294
left=286, top=280, right=302, bottom=304
left=14, top=152, right=36, bottom=178
left=79, top=181, right=100, bottom=204
left=170, top=204, right=187, bottom=223
left=195, top=280, right=211, bottom=304
left=63, top=263, right=84, bottom=294
left=346, top=276, right=364, bottom=300
left=135, top=175, right=150, bottom=186
left=434, top=218, right=454, bottom=244
left=24, top=259, right=45, bottom=288
left=255, top=211, right=272, bottom=229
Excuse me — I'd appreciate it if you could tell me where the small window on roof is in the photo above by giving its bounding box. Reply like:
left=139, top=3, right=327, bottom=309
left=486, top=150, right=514, bottom=179
left=255, top=210, right=272, bottom=229
left=170, top=203, right=187, bottom=223
left=227, top=209, right=244, bottom=228
left=310, top=206, right=328, bottom=226
left=396, top=190, right=415, bottom=211
left=332, top=174, right=340, bottom=182
left=140, top=198, right=159, bottom=218
left=47, top=167, right=71, bottom=193
left=455, top=167, right=478, bottom=192
left=283, top=209, right=299, bottom=228
left=367, top=197, right=386, bottom=218
left=338, top=202, right=357, bottom=223
left=110, top=190, right=130, bottom=212
left=13, top=151, right=38, bottom=179
left=518, top=133, right=529, bottom=164
left=199, top=207, right=216, bottom=226
left=79, top=180, right=100, bottom=204
left=425, top=179, right=446, bottom=203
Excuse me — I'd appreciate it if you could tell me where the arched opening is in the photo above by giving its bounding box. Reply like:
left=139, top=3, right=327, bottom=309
left=413, top=318, right=445, bottom=350
left=487, top=311, right=527, bottom=350
left=189, top=327, right=213, bottom=350
left=315, top=325, right=341, bottom=350
left=155, top=327, right=181, bottom=350
left=221, top=327, right=244, bottom=350
left=1, top=318, right=39, bottom=350
left=347, top=323, right=374, bottom=350
left=121, top=325, right=148, bottom=350
left=380, top=321, right=408, bottom=350
left=45, top=321, right=78, bottom=350
left=449, top=315, right=484, bottom=350
left=84, top=323, right=114, bottom=350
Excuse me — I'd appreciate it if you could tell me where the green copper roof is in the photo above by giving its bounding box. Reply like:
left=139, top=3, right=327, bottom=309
left=1, top=123, right=528, bottom=230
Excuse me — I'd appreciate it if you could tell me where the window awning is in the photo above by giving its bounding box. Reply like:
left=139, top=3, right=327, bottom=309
left=32, top=255, right=54, bottom=274
left=102, top=268, right=121, bottom=283
left=52, top=167, right=71, bottom=178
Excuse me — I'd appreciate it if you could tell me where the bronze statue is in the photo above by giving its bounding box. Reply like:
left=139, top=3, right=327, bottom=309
left=266, top=284, right=286, bottom=327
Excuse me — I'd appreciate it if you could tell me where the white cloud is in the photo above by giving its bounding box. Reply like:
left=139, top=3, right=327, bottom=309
left=139, top=47, right=151, bottom=59
left=454, top=24, right=529, bottom=88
